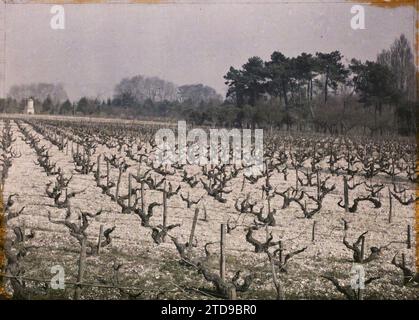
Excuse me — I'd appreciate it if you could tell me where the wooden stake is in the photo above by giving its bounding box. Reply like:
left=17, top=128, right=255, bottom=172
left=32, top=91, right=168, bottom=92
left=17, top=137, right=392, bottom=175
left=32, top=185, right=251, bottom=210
left=74, top=238, right=87, bottom=300
left=220, top=223, right=226, bottom=281
left=162, top=180, right=167, bottom=242
left=115, top=167, right=122, bottom=200
left=21, top=221, right=26, bottom=243
left=265, top=225, right=269, bottom=242
left=343, top=176, right=349, bottom=212
left=128, top=173, right=132, bottom=209
left=360, top=236, right=365, bottom=263
left=96, top=154, right=101, bottom=184
left=278, top=241, right=283, bottom=264
left=388, top=187, right=392, bottom=223
left=97, top=225, right=104, bottom=254
left=270, top=252, right=284, bottom=300
left=311, top=221, right=316, bottom=242
left=188, top=208, right=199, bottom=248
left=106, top=160, right=110, bottom=187
left=401, top=253, right=407, bottom=283
left=203, top=203, right=207, bottom=221
left=140, top=181, right=145, bottom=213
left=316, top=171, right=320, bottom=200
left=407, top=225, right=411, bottom=249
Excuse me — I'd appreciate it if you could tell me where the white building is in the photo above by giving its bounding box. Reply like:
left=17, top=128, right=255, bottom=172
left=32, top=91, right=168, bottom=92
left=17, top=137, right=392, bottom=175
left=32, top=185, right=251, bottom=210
left=24, top=98, right=35, bottom=114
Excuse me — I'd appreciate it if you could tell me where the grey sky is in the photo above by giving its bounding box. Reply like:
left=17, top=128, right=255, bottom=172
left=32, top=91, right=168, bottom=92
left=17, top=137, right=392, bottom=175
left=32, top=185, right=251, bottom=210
left=2, top=2, right=415, bottom=100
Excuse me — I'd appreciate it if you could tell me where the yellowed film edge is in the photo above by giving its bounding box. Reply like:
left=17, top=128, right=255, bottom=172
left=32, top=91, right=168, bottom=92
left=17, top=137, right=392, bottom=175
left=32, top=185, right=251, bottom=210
left=0, top=0, right=416, bottom=5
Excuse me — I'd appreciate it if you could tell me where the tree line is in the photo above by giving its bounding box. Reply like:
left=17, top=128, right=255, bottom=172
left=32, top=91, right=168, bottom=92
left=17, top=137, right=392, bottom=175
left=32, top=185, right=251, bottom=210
left=0, top=34, right=415, bottom=135
left=222, top=34, right=415, bottom=135
left=1, top=75, right=223, bottom=120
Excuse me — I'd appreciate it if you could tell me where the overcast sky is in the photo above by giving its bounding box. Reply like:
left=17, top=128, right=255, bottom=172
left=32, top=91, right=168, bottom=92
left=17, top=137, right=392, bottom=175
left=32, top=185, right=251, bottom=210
left=1, top=2, right=415, bottom=100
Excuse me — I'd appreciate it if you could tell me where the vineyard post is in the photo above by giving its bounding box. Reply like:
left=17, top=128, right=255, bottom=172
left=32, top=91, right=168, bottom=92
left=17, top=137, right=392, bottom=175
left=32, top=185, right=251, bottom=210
left=74, top=238, right=87, bottom=300
left=343, top=176, right=349, bottom=212
left=106, top=160, right=110, bottom=187
left=407, top=225, right=411, bottom=249
left=220, top=223, right=226, bottom=281
left=140, top=181, right=145, bottom=213
left=295, top=168, right=299, bottom=191
left=128, top=173, right=132, bottom=209
left=265, top=164, right=270, bottom=191
left=162, top=180, right=167, bottom=242
left=188, top=208, right=199, bottom=250
left=401, top=253, right=408, bottom=283
left=21, top=220, right=26, bottom=243
left=311, top=221, right=316, bottom=242
left=97, top=224, right=104, bottom=254
left=357, top=256, right=364, bottom=300
left=316, top=171, right=320, bottom=200
left=86, top=149, right=91, bottom=174
left=360, top=235, right=365, bottom=263
left=277, top=241, right=283, bottom=265
left=270, top=251, right=284, bottom=300
left=202, top=203, right=207, bottom=221
left=96, top=154, right=101, bottom=185
left=66, top=138, right=69, bottom=155
left=115, top=167, right=123, bottom=201
left=265, top=225, right=269, bottom=241
left=388, top=187, right=392, bottom=223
